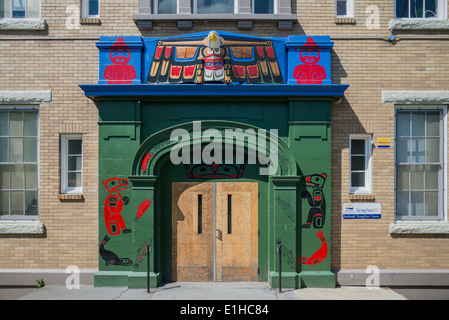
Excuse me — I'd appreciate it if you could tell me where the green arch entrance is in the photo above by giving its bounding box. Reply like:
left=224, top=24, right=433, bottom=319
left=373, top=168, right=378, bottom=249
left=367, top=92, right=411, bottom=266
left=92, top=97, right=336, bottom=289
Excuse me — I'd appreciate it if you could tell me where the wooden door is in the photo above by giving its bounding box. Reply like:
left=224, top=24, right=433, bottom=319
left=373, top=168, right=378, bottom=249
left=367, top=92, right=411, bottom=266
left=216, top=182, right=258, bottom=282
left=172, top=182, right=215, bottom=281
left=172, top=182, right=258, bottom=282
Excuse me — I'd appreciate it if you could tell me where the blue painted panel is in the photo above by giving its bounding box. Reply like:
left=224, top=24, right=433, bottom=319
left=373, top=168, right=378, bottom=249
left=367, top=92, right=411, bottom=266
left=97, top=36, right=144, bottom=85
left=286, top=36, right=333, bottom=85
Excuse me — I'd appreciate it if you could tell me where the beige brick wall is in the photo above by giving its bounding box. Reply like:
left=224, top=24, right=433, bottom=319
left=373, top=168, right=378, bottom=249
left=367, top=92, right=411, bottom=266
left=1, top=0, right=448, bottom=272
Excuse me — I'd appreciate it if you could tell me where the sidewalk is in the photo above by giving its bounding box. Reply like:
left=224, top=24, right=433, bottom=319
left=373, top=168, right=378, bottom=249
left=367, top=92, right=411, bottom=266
left=6, top=282, right=407, bottom=300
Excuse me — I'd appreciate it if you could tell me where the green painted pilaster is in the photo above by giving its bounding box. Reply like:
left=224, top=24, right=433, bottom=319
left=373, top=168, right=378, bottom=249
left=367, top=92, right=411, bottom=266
left=128, top=175, right=160, bottom=288
left=95, top=100, right=143, bottom=287
left=288, top=100, right=335, bottom=288
left=269, top=176, right=301, bottom=289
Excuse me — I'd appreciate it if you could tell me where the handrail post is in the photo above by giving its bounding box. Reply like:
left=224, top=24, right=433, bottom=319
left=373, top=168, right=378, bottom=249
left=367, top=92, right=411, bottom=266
left=147, top=244, right=151, bottom=293
left=278, top=244, right=282, bottom=293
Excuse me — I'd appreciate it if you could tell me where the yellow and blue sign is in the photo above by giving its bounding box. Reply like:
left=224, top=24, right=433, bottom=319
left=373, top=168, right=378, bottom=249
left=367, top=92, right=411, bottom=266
left=377, top=138, right=390, bottom=148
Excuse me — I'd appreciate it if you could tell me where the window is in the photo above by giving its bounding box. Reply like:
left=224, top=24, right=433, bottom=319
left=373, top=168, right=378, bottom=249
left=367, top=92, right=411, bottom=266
left=0, top=0, right=40, bottom=18
left=193, top=0, right=235, bottom=14
left=253, top=0, right=274, bottom=14
left=335, top=0, right=354, bottom=18
left=350, top=135, right=372, bottom=194
left=155, top=0, right=177, bottom=14
left=61, top=135, right=83, bottom=194
left=82, top=0, right=99, bottom=18
left=395, top=108, right=446, bottom=220
left=0, top=109, right=39, bottom=220
left=395, top=0, right=445, bottom=19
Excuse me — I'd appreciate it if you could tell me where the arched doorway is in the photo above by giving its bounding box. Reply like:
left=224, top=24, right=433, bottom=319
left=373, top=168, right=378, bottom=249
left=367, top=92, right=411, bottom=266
left=130, top=120, right=298, bottom=284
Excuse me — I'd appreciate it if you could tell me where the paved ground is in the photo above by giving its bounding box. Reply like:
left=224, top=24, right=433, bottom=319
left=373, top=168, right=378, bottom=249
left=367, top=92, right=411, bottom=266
left=0, top=282, right=409, bottom=300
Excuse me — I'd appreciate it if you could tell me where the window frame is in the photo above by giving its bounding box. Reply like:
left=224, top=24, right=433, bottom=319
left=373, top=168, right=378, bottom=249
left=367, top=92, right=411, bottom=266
left=0, top=0, right=41, bottom=19
left=61, top=134, right=83, bottom=195
left=394, top=0, right=447, bottom=20
left=81, top=0, right=100, bottom=19
left=335, top=0, right=354, bottom=18
left=0, top=106, right=39, bottom=221
left=349, top=134, right=372, bottom=195
left=394, top=105, right=448, bottom=222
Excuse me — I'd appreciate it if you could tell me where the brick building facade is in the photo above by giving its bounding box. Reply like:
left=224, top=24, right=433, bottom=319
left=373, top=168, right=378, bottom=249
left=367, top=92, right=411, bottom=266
left=1, top=0, right=449, bottom=287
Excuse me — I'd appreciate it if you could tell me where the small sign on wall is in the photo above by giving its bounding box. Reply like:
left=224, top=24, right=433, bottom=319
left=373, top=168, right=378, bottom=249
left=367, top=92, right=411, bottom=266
left=377, top=138, right=390, bottom=148
left=343, top=203, right=381, bottom=219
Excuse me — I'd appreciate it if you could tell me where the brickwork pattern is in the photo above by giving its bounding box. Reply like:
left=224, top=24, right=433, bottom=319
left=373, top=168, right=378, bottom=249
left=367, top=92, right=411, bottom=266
left=0, top=0, right=448, bottom=272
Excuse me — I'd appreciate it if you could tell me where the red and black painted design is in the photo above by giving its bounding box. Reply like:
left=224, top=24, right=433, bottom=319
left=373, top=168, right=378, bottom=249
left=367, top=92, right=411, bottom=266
left=302, top=173, right=327, bottom=229
left=102, top=177, right=131, bottom=236
left=297, top=231, right=328, bottom=265
left=146, top=32, right=283, bottom=85
left=184, top=162, right=245, bottom=179
left=99, top=235, right=133, bottom=266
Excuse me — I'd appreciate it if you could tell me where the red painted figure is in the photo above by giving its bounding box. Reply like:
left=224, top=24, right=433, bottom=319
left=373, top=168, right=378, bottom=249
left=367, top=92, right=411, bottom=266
left=293, top=37, right=326, bottom=84
left=103, top=37, right=137, bottom=84
left=102, top=177, right=131, bottom=235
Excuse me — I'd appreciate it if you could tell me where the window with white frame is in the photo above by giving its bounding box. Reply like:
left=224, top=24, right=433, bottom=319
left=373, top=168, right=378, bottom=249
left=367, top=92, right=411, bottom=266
left=350, top=135, right=372, bottom=194
left=335, top=0, right=354, bottom=18
left=395, top=0, right=446, bottom=19
left=82, top=0, right=99, bottom=18
left=0, top=108, right=39, bottom=220
left=395, top=107, right=446, bottom=220
left=0, top=0, right=40, bottom=18
left=61, top=135, right=83, bottom=194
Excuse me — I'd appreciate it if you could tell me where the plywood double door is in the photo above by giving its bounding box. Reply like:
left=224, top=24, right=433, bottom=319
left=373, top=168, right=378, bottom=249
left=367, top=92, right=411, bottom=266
left=172, top=182, right=258, bottom=282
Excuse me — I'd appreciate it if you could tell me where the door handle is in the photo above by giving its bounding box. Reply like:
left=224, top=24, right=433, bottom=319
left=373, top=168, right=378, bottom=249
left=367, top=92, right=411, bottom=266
left=216, top=228, right=222, bottom=240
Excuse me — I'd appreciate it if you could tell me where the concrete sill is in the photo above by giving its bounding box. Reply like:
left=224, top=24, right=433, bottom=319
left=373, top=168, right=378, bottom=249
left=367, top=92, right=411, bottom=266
left=0, top=223, right=45, bottom=235
left=390, top=18, right=449, bottom=30
left=390, top=223, right=449, bottom=235
left=0, top=18, right=46, bottom=31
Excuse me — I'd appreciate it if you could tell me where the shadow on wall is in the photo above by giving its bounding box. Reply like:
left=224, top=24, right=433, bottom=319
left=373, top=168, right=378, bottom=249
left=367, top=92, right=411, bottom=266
left=330, top=95, right=368, bottom=272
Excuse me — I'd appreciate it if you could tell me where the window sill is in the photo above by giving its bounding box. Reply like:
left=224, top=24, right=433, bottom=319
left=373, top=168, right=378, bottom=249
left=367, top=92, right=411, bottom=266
left=349, top=194, right=375, bottom=201
left=133, top=13, right=297, bottom=30
left=335, top=17, right=356, bottom=24
left=390, top=222, right=449, bottom=235
left=81, top=18, right=101, bottom=24
left=58, top=193, right=84, bottom=201
left=0, top=18, right=47, bottom=31
left=390, top=18, right=449, bottom=30
left=0, top=222, right=45, bottom=235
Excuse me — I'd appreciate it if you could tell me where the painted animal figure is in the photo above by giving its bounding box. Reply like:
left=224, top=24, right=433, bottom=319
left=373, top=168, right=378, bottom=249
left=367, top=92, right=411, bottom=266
left=302, top=173, right=327, bottom=229
left=102, top=177, right=131, bottom=235
left=297, top=231, right=328, bottom=265
left=99, top=235, right=132, bottom=266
